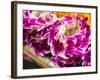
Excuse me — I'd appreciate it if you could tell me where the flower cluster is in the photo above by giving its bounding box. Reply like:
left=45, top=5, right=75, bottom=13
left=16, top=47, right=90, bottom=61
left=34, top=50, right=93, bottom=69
left=23, top=10, right=91, bottom=67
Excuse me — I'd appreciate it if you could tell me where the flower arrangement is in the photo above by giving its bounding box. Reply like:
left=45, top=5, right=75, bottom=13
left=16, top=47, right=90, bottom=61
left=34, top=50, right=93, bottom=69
left=23, top=10, right=91, bottom=67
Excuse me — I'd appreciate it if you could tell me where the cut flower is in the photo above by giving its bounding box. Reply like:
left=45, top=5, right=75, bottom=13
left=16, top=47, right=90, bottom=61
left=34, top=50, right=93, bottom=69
left=23, top=10, right=91, bottom=67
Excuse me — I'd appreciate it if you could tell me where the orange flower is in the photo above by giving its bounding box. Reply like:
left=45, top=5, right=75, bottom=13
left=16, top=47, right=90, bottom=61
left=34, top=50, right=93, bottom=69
left=55, top=12, right=91, bottom=26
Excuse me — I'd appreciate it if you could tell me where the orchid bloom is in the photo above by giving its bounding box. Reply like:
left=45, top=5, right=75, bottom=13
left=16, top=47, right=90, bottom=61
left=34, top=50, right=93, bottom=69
left=23, top=10, right=91, bottom=67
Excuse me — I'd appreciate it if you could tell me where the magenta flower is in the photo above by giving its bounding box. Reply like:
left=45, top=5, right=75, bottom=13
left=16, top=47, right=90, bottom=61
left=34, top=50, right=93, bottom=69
left=23, top=10, right=91, bottom=67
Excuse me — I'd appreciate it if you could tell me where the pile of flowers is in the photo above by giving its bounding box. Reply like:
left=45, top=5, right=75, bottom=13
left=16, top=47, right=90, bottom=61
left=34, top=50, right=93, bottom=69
left=23, top=10, right=91, bottom=67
